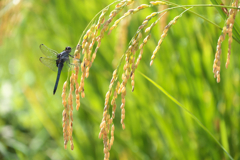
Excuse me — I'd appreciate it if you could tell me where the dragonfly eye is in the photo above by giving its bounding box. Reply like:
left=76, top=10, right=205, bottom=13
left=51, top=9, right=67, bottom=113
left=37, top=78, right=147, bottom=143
left=65, top=47, right=71, bottom=51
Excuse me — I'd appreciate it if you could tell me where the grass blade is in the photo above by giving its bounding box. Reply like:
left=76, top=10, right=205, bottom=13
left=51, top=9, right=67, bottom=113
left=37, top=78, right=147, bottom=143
left=138, top=71, right=233, bottom=160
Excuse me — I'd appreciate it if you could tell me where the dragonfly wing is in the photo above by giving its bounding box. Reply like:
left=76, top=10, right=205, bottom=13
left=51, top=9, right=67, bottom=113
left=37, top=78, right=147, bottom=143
left=39, top=57, right=58, bottom=72
left=61, top=57, right=81, bottom=72
left=39, top=44, right=58, bottom=58
left=68, top=57, right=81, bottom=67
left=61, top=60, right=71, bottom=72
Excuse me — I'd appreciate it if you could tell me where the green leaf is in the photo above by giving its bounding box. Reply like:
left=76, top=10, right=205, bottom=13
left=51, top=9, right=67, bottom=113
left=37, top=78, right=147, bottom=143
left=139, top=71, right=233, bottom=160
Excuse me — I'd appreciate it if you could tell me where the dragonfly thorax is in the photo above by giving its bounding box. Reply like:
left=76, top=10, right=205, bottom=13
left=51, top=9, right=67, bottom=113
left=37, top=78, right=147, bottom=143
left=55, top=47, right=72, bottom=67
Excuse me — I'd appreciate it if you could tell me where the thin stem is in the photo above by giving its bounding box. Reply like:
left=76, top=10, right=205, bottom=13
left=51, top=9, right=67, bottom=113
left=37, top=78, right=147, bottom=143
left=139, top=71, right=234, bottom=160
left=161, top=1, right=240, bottom=10
left=77, top=0, right=122, bottom=45
left=160, top=1, right=240, bottom=43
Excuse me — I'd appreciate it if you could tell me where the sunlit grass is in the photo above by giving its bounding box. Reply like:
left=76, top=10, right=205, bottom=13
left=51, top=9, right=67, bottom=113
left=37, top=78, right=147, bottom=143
left=0, top=0, right=239, bottom=160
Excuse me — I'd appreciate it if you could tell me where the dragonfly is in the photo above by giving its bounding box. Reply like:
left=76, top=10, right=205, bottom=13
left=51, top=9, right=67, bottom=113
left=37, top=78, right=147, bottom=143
left=39, top=44, right=80, bottom=95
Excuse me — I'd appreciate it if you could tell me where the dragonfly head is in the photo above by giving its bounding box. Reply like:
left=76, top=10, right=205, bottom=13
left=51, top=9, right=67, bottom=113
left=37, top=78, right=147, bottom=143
left=65, top=46, right=71, bottom=52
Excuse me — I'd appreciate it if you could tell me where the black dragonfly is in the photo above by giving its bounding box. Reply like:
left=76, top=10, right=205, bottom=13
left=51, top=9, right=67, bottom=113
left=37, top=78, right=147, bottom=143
left=39, top=44, right=80, bottom=95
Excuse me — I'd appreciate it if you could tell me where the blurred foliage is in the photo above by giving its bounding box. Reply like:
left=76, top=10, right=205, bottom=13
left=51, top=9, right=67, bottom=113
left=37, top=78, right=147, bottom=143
left=0, top=0, right=239, bottom=160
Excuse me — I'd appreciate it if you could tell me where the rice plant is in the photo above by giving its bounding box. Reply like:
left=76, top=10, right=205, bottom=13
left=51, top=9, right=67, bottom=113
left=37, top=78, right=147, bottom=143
left=0, top=0, right=239, bottom=159
left=60, top=1, right=240, bottom=159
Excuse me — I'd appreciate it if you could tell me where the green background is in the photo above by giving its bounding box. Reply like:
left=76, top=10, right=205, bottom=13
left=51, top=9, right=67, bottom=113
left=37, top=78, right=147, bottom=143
left=0, top=0, right=239, bottom=159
